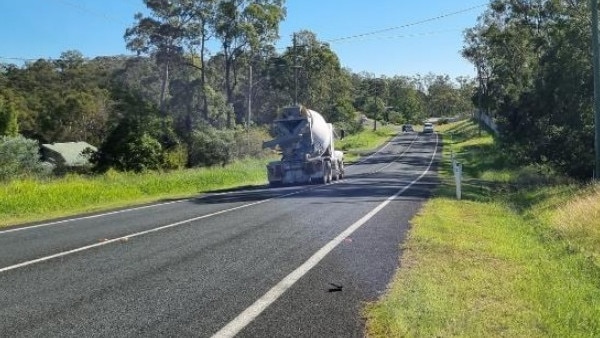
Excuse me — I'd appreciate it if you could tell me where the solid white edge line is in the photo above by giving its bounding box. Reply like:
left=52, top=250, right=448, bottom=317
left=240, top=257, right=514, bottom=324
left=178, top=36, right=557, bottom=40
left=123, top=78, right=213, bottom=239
left=0, top=188, right=307, bottom=273
left=211, top=133, right=439, bottom=338
left=0, top=199, right=187, bottom=235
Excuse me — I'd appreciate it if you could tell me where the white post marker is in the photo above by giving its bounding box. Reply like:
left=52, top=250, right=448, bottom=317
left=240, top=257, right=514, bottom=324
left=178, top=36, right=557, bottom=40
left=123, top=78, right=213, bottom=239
left=454, top=162, right=462, bottom=200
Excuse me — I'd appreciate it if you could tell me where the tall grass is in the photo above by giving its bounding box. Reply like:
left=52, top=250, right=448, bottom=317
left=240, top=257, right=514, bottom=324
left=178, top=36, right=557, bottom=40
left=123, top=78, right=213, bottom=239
left=0, top=158, right=269, bottom=227
left=365, top=120, right=600, bottom=337
left=551, top=184, right=600, bottom=267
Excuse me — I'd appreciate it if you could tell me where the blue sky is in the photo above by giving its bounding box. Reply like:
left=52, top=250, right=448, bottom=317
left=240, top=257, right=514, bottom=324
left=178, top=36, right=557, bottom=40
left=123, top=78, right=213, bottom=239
left=0, top=0, right=486, bottom=79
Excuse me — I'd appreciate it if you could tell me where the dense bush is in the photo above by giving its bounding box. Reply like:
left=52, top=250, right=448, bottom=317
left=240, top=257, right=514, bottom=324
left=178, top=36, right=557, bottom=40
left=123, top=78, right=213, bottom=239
left=122, top=133, right=164, bottom=172
left=93, top=130, right=166, bottom=173
left=0, top=135, right=49, bottom=181
left=387, top=110, right=405, bottom=125
left=335, top=119, right=364, bottom=137
left=232, top=127, right=271, bottom=159
left=92, top=89, right=181, bottom=172
left=188, top=126, right=234, bottom=167
left=163, top=144, right=188, bottom=170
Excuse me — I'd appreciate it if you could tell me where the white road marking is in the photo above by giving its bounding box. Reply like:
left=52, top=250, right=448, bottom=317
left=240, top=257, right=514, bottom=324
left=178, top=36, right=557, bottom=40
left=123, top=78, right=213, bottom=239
left=0, top=199, right=186, bottom=235
left=212, top=134, right=439, bottom=338
left=353, top=132, right=418, bottom=166
left=0, top=186, right=299, bottom=235
left=371, top=133, right=423, bottom=174
left=0, top=189, right=307, bottom=273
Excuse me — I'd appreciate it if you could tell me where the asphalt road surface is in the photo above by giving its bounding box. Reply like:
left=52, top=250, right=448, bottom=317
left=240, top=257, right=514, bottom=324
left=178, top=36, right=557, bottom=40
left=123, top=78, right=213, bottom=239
left=0, top=131, right=440, bottom=337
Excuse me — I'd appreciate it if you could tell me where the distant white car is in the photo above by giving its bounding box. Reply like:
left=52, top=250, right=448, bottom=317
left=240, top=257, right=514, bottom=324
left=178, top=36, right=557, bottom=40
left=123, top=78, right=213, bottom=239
left=423, top=122, right=434, bottom=133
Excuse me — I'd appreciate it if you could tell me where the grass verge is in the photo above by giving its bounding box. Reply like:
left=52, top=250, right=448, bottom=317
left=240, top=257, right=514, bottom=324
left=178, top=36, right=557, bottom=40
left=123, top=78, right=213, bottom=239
left=365, top=120, right=600, bottom=337
left=338, top=125, right=398, bottom=163
left=0, top=158, right=269, bottom=227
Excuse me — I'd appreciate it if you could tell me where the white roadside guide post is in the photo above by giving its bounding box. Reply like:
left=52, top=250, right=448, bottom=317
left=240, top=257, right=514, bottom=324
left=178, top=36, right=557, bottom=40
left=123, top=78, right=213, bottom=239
left=450, top=132, right=462, bottom=200
left=453, top=159, right=462, bottom=200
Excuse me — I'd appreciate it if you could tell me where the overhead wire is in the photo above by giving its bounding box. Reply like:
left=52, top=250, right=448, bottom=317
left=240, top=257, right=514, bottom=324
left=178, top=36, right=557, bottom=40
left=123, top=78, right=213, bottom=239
left=325, top=3, right=486, bottom=43
left=331, top=29, right=465, bottom=44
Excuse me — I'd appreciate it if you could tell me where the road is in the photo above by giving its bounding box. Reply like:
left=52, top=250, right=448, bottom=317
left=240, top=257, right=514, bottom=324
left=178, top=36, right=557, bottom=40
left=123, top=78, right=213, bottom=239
left=0, top=131, right=440, bottom=337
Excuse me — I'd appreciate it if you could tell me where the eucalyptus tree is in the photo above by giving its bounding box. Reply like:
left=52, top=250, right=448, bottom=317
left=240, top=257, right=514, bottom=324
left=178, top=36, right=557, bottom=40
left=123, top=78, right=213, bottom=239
left=178, top=0, right=217, bottom=124
left=0, top=91, right=19, bottom=137
left=212, top=0, right=286, bottom=127
left=387, top=76, right=425, bottom=123
left=353, top=76, right=388, bottom=130
left=125, top=0, right=196, bottom=115
left=426, top=75, right=460, bottom=117
left=462, top=0, right=595, bottom=177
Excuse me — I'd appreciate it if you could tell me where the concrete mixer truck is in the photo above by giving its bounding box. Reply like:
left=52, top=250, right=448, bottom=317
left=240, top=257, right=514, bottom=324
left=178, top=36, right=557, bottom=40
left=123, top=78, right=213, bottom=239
left=263, top=105, right=344, bottom=186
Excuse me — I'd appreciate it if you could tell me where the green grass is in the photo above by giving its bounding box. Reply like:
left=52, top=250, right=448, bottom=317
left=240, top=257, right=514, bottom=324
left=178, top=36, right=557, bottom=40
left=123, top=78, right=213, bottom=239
left=338, top=125, right=398, bottom=162
left=365, top=120, right=600, bottom=337
left=1, top=126, right=398, bottom=228
left=0, top=158, right=270, bottom=227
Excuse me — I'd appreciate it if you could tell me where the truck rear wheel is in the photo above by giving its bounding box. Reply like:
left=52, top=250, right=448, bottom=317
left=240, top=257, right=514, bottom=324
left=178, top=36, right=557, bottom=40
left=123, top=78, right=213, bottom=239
left=324, top=161, right=332, bottom=184
left=332, top=163, right=339, bottom=181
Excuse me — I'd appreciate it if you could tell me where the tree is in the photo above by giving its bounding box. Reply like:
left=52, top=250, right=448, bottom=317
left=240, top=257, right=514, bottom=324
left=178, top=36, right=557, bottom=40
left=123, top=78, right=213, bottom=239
left=125, top=0, right=189, bottom=116
left=93, top=88, right=177, bottom=172
left=462, top=0, right=595, bottom=178
left=213, top=0, right=286, bottom=127
left=0, top=91, right=19, bottom=136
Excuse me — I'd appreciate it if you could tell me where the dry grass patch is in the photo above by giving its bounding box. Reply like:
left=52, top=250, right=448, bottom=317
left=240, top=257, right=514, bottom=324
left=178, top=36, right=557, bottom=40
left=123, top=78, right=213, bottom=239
left=552, top=184, right=600, bottom=266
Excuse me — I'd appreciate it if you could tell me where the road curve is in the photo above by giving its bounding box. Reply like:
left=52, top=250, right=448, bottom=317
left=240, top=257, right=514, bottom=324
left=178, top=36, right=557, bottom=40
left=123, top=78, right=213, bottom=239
left=0, top=131, right=441, bottom=337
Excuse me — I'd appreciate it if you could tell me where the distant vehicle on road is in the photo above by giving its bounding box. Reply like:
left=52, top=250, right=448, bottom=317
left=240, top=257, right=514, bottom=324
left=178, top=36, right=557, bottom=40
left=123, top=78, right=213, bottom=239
left=423, top=122, right=434, bottom=133
left=402, top=124, right=414, bottom=132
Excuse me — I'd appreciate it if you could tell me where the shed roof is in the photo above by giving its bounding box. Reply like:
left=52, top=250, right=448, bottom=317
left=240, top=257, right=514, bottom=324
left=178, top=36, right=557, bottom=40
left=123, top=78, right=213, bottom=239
left=41, top=142, right=97, bottom=166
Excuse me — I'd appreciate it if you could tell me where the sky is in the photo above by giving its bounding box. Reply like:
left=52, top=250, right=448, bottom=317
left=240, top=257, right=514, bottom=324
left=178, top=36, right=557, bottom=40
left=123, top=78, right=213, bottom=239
left=0, top=0, right=487, bottom=79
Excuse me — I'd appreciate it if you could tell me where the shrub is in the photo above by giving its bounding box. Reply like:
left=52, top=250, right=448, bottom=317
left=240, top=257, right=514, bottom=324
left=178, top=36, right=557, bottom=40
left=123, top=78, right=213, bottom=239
left=93, top=131, right=165, bottom=173
left=163, top=144, right=188, bottom=170
left=232, top=127, right=271, bottom=159
left=387, top=110, right=404, bottom=125
left=0, top=135, right=49, bottom=181
left=335, top=119, right=364, bottom=137
left=188, top=126, right=234, bottom=167
left=121, top=133, right=164, bottom=172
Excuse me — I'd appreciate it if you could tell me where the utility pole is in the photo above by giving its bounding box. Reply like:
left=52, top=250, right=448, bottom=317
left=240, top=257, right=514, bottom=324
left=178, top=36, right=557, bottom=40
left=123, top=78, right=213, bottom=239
left=374, top=81, right=379, bottom=131
left=293, top=33, right=300, bottom=105
left=247, top=64, right=252, bottom=129
left=477, top=64, right=483, bottom=137
left=592, top=0, right=600, bottom=178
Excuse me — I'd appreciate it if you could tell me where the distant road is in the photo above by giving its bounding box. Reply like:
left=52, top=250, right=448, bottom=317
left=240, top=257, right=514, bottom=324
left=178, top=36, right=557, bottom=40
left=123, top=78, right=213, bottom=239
left=0, top=131, right=440, bottom=337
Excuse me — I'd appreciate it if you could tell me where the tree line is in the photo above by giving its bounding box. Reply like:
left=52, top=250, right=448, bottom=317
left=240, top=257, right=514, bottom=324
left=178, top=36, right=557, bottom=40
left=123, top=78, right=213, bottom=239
left=0, top=0, right=474, bottom=178
left=463, top=0, right=596, bottom=179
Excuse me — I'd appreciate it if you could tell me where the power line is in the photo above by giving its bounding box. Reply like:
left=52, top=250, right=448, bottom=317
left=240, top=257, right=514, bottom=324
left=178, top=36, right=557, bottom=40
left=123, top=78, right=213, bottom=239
left=332, top=29, right=464, bottom=44
left=326, top=3, right=486, bottom=43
